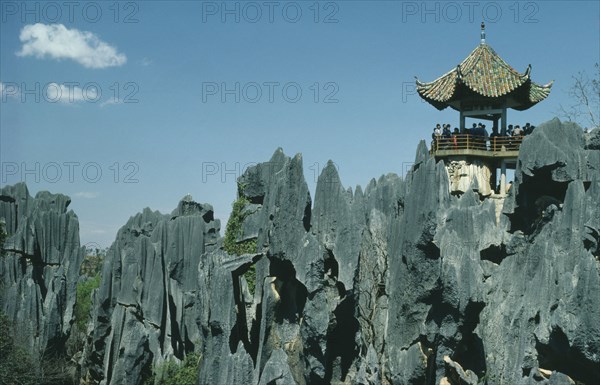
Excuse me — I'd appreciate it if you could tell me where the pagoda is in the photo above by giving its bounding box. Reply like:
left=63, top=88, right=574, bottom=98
left=415, top=23, right=553, bottom=197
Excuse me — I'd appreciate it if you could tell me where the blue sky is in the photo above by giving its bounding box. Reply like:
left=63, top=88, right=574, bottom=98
left=1, top=0, right=599, bottom=247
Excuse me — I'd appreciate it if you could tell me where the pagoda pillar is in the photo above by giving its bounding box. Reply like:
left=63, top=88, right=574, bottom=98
left=501, top=108, right=507, bottom=136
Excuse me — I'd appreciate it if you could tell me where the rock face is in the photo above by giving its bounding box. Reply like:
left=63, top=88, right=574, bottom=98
left=80, top=197, right=220, bottom=385
left=4, top=118, right=597, bottom=385
left=194, top=118, right=598, bottom=385
left=0, top=183, right=84, bottom=356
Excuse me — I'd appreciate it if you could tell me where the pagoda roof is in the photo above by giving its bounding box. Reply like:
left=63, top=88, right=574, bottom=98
left=415, top=42, right=553, bottom=111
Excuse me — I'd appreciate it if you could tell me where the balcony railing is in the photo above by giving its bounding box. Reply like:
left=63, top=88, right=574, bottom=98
left=430, top=134, right=523, bottom=156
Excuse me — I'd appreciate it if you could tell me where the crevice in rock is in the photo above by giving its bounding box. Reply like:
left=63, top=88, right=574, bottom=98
left=269, top=261, right=307, bottom=324
left=19, top=256, right=28, bottom=275
left=248, top=194, right=264, bottom=205
left=140, top=348, right=155, bottom=385
left=397, top=198, right=405, bottom=215
left=510, top=164, right=569, bottom=235
left=32, top=239, right=48, bottom=300
left=168, top=294, right=183, bottom=358
left=0, top=195, right=16, bottom=203
left=45, top=334, right=68, bottom=358
left=423, top=283, right=458, bottom=327
left=535, top=326, right=598, bottom=384
left=453, top=301, right=486, bottom=378
left=324, top=248, right=347, bottom=299
left=303, top=200, right=312, bottom=232
left=324, top=248, right=339, bottom=281
left=158, top=253, right=168, bottom=353
left=229, top=265, right=249, bottom=356
left=324, top=294, right=360, bottom=383
left=583, top=225, right=599, bottom=257
left=418, top=242, right=441, bottom=260
left=479, top=244, right=507, bottom=264
left=583, top=181, right=591, bottom=192
left=231, top=257, right=263, bottom=362
left=422, top=282, right=458, bottom=385
left=418, top=331, right=441, bottom=385
left=376, top=281, right=386, bottom=298
left=202, top=209, right=214, bottom=223
left=249, top=297, right=262, bottom=363
left=269, top=258, right=296, bottom=284
left=268, top=260, right=307, bottom=329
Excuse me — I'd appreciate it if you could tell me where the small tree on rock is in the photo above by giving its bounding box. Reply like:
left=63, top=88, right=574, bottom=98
left=556, top=63, right=600, bottom=130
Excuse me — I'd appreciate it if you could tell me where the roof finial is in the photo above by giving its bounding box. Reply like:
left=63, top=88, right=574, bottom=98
left=480, top=21, right=486, bottom=44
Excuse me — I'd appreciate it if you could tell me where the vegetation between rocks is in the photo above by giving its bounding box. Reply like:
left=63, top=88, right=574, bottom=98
left=144, top=353, right=201, bottom=385
left=223, top=192, right=258, bottom=295
left=75, top=274, right=101, bottom=330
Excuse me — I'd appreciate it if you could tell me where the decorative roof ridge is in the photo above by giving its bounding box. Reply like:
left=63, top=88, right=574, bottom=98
left=461, top=44, right=524, bottom=79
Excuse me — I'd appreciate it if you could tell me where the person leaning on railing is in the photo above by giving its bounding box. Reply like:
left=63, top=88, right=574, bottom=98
left=489, top=127, right=500, bottom=151
left=511, top=125, right=524, bottom=150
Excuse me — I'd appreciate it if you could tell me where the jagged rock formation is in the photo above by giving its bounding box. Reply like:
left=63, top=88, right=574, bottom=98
left=3, top=118, right=598, bottom=385
left=79, top=198, right=220, bottom=385
left=0, top=183, right=84, bottom=356
left=195, top=118, right=598, bottom=385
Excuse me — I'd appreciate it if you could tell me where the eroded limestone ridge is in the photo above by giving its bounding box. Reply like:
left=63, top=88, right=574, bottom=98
left=0, top=183, right=84, bottom=356
left=79, top=200, right=220, bottom=384
left=195, top=118, right=599, bottom=385
left=2, top=118, right=598, bottom=385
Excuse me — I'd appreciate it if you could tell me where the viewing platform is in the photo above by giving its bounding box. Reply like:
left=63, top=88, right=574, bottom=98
left=414, top=22, right=552, bottom=199
left=430, top=134, right=522, bottom=159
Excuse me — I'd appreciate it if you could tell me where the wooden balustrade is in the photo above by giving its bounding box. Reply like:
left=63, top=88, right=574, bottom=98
left=430, top=134, right=523, bottom=156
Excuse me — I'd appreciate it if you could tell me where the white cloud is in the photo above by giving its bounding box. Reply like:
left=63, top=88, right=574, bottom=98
left=17, top=23, right=127, bottom=69
left=140, top=57, right=153, bottom=67
left=45, top=82, right=98, bottom=103
left=74, top=192, right=99, bottom=199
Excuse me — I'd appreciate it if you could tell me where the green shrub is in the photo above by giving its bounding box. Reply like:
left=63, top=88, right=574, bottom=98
left=145, top=353, right=201, bottom=385
left=244, top=264, right=256, bottom=295
left=223, top=195, right=257, bottom=256
left=74, top=274, right=101, bottom=330
left=223, top=194, right=258, bottom=295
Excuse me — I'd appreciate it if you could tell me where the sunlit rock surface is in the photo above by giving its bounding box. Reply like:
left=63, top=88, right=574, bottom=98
left=0, top=183, right=84, bottom=355
left=2, top=118, right=598, bottom=385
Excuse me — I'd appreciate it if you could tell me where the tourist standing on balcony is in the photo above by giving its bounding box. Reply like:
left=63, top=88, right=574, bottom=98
left=513, top=125, right=523, bottom=136
left=490, top=127, right=500, bottom=150
left=442, top=124, right=452, bottom=138
left=432, top=125, right=442, bottom=150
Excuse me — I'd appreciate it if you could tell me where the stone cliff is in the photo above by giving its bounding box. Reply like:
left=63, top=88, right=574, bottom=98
left=1, top=118, right=598, bottom=385
left=0, top=183, right=84, bottom=358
